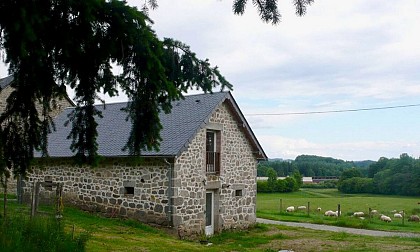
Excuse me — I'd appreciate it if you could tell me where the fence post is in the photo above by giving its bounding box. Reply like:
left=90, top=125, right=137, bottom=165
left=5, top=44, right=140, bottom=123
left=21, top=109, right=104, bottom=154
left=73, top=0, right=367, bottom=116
left=280, top=199, right=282, bottom=213
left=369, top=207, right=372, bottom=221
left=337, top=204, right=341, bottom=217
left=307, top=202, right=310, bottom=216
left=402, top=210, right=405, bottom=226
left=30, top=182, right=40, bottom=218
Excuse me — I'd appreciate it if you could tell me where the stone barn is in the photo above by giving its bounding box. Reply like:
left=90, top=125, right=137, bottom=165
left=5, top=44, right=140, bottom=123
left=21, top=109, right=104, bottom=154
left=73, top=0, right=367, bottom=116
left=21, top=91, right=267, bottom=237
left=0, top=75, right=73, bottom=117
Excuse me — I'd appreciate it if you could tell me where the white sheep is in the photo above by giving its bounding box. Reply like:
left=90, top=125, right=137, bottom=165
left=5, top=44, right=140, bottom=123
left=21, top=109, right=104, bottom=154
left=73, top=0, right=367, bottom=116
left=324, top=210, right=338, bottom=217
left=286, top=206, right=295, bottom=212
left=370, top=209, right=378, bottom=215
left=390, top=210, right=397, bottom=213
left=353, top=212, right=364, bottom=217
left=380, top=214, right=392, bottom=222
left=408, top=215, right=420, bottom=222
left=393, top=213, right=403, bottom=218
left=297, top=206, right=307, bottom=210
left=316, top=207, right=322, bottom=212
left=324, top=210, right=333, bottom=216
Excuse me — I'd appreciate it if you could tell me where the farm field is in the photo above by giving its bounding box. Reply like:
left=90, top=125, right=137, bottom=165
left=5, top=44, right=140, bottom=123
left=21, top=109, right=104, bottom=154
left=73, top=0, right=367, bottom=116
left=0, top=192, right=419, bottom=251
left=257, top=188, right=420, bottom=233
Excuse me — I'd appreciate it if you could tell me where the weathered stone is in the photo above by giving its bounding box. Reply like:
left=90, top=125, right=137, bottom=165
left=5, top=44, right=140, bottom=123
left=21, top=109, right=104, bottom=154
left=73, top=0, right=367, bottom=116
left=13, top=100, right=258, bottom=238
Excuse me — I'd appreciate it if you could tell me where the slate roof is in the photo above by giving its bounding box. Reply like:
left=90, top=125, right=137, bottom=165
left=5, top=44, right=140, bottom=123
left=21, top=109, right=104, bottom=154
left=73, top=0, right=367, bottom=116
left=0, top=75, right=13, bottom=90
left=41, top=91, right=267, bottom=159
left=0, top=75, right=75, bottom=106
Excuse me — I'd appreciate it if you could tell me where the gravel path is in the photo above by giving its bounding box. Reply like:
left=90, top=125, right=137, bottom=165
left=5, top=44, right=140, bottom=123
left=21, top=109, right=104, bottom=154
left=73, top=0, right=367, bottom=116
left=257, top=218, right=420, bottom=238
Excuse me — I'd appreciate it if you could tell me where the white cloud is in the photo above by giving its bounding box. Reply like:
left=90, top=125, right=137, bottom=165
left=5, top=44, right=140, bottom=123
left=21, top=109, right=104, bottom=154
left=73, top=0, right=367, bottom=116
left=2, top=0, right=420, bottom=161
left=259, top=134, right=420, bottom=161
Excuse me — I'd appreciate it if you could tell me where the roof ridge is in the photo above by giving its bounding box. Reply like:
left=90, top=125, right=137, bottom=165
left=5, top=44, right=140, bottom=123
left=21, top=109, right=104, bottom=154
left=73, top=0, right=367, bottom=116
left=91, top=91, right=230, bottom=107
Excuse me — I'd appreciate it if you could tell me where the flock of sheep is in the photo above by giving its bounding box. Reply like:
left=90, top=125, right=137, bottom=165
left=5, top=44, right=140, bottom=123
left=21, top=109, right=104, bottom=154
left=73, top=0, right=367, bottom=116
left=285, top=206, right=420, bottom=223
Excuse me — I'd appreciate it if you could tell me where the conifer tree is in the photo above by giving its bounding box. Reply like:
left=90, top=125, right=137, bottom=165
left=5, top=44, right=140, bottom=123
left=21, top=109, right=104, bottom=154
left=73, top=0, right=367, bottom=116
left=0, top=1, right=313, bottom=215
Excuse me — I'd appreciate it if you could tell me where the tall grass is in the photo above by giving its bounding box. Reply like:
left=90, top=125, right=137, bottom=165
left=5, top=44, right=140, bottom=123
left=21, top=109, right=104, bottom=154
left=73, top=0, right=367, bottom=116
left=0, top=214, right=89, bottom=252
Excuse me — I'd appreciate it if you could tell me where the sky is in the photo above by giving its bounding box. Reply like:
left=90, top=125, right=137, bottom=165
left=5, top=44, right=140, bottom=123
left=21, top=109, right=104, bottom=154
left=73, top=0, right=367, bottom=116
left=1, top=0, right=420, bottom=161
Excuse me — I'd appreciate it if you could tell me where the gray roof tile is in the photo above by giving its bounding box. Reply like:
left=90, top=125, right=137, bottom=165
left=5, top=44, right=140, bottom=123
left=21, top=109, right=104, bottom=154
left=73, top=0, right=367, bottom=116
left=0, top=75, right=13, bottom=90
left=44, top=92, right=230, bottom=157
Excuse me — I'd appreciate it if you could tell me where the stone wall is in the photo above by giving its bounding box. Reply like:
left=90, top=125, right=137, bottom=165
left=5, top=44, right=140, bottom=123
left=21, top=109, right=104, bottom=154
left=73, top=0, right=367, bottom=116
left=172, top=128, right=207, bottom=236
left=0, top=85, right=13, bottom=112
left=1, top=85, right=73, bottom=194
left=23, top=158, right=171, bottom=225
left=211, top=103, right=257, bottom=230
left=173, top=101, right=257, bottom=237
left=8, top=97, right=258, bottom=238
left=0, top=85, right=73, bottom=118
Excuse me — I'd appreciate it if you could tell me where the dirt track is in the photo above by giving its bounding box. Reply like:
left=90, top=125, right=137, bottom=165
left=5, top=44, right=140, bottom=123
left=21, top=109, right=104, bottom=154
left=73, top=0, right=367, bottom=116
left=257, top=218, right=420, bottom=238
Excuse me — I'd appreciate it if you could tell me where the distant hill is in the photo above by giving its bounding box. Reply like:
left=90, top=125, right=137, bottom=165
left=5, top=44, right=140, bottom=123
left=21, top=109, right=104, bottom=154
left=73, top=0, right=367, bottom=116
left=258, top=155, right=374, bottom=177
left=353, top=160, right=375, bottom=168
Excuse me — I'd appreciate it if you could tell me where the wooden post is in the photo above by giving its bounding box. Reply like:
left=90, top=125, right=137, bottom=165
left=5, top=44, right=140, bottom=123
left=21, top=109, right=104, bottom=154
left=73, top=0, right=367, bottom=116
left=369, top=207, right=372, bottom=221
left=30, top=182, right=37, bottom=218
left=402, top=210, right=405, bottom=226
left=17, top=175, right=23, bottom=204
left=280, top=199, right=282, bottom=213
left=35, top=182, right=40, bottom=213
left=337, top=204, right=341, bottom=217
left=56, top=183, right=63, bottom=216
left=307, top=202, right=310, bottom=216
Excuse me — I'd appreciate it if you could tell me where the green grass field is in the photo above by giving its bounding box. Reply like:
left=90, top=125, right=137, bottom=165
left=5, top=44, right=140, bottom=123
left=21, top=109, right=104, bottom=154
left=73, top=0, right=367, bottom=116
left=257, top=188, right=420, bottom=232
left=1, top=189, right=420, bottom=251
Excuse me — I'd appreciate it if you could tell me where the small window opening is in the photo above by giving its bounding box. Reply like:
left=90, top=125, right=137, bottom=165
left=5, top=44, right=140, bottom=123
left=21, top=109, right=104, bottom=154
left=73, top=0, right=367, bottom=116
left=124, top=187, right=134, bottom=195
left=44, top=176, right=53, bottom=191
left=235, top=189, right=243, bottom=197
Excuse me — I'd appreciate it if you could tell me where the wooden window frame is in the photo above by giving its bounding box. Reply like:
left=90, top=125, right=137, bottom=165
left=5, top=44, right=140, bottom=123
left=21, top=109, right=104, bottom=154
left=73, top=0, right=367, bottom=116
left=206, top=130, right=221, bottom=175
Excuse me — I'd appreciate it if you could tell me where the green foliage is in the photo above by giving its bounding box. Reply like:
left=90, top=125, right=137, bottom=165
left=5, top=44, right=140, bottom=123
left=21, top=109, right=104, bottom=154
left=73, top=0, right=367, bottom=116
left=266, top=167, right=277, bottom=191
left=337, top=153, right=420, bottom=196
left=232, top=0, right=314, bottom=24
left=292, top=170, right=303, bottom=188
left=337, top=177, right=373, bottom=193
left=339, top=167, right=363, bottom=181
left=301, top=180, right=337, bottom=189
left=0, top=1, right=231, bottom=176
left=257, top=180, right=269, bottom=193
left=0, top=215, right=88, bottom=252
left=258, top=155, right=372, bottom=178
left=258, top=160, right=297, bottom=177
left=257, top=171, right=302, bottom=193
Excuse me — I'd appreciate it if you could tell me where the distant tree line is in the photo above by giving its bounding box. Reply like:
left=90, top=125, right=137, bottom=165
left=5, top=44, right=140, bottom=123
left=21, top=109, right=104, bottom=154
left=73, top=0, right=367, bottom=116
left=338, top=153, right=420, bottom=196
left=257, top=168, right=302, bottom=193
left=258, top=155, right=373, bottom=177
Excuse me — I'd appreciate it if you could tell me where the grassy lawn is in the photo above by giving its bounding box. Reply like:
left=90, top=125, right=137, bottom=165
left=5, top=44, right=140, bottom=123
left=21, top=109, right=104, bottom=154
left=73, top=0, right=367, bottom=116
left=257, top=188, right=420, bottom=232
left=1, top=190, right=420, bottom=251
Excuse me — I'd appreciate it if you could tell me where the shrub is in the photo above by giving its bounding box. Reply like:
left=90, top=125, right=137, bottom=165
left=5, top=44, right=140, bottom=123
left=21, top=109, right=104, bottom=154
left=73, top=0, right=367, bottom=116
left=338, top=177, right=374, bottom=193
left=0, top=215, right=89, bottom=252
left=301, top=180, right=337, bottom=189
left=257, top=180, right=269, bottom=193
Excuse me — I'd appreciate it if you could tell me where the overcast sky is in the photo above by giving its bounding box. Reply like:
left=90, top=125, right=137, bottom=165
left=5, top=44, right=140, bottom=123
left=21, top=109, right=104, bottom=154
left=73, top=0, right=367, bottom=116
left=1, top=0, right=420, bottom=161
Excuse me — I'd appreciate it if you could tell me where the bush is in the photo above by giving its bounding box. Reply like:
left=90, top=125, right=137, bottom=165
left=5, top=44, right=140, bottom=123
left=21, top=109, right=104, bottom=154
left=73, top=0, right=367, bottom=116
left=257, top=181, right=269, bottom=193
left=0, top=215, right=89, bottom=252
left=338, top=177, right=374, bottom=193
left=301, top=180, right=337, bottom=189
left=257, top=177, right=300, bottom=193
